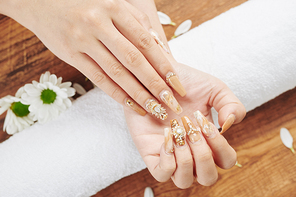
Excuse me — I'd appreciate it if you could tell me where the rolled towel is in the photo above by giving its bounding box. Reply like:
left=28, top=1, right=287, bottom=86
left=1, top=0, right=296, bottom=196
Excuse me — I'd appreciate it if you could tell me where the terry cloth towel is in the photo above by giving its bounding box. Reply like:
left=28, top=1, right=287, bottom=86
left=1, top=0, right=296, bottom=196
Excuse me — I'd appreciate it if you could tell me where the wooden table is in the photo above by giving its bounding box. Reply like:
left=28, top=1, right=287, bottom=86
left=1, top=0, right=295, bottom=196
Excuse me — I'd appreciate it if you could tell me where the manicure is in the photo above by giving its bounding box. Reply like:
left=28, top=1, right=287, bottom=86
left=170, top=119, right=186, bottom=146
left=145, top=99, right=168, bottom=120
left=160, top=90, right=183, bottom=114
left=125, top=98, right=147, bottom=116
left=166, top=72, right=187, bottom=97
left=181, top=116, right=202, bottom=144
left=194, top=110, right=217, bottom=138
left=164, top=127, right=174, bottom=154
left=220, top=114, right=236, bottom=134
left=149, top=29, right=170, bottom=54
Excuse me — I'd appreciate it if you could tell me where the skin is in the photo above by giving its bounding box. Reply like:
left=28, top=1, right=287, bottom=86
left=0, top=0, right=246, bottom=189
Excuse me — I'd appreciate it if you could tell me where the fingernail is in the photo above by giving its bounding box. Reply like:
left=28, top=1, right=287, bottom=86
left=145, top=99, right=168, bottom=120
left=160, top=90, right=183, bottom=114
left=181, top=116, right=202, bottom=144
left=220, top=114, right=236, bottom=134
left=194, top=110, right=216, bottom=138
left=125, top=98, right=147, bottom=116
left=171, top=119, right=186, bottom=146
left=149, top=29, right=170, bottom=54
left=166, top=72, right=187, bottom=97
left=164, top=127, right=174, bottom=154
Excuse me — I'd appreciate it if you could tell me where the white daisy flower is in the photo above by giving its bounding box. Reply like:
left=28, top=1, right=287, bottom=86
left=0, top=87, right=34, bottom=135
left=21, top=71, right=75, bottom=124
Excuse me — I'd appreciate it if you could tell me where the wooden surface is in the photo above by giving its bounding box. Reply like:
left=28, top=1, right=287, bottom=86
left=1, top=0, right=296, bottom=196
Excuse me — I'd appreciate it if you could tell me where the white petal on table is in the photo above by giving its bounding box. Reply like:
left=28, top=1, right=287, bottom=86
left=144, top=187, right=154, bottom=197
left=157, top=11, right=176, bottom=26
left=73, top=83, right=87, bottom=95
left=173, top=19, right=192, bottom=39
left=280, top=127, right=295, bottom=154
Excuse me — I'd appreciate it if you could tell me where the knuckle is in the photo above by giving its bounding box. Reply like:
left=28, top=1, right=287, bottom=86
left=138, top=33, right=153, bottom=50
left=104, top=0, right=119, bottom=11
left=197, top=151, right=213, bottom=163
left=110, top=87, right=122, bottom=99
left=138, top=13, right=149, bottom=23
left=125, top=50, right=141, bottom=67
left=179, top=158, right=193, bottom=168
left=109, top=62, right=124, bottom=77
left=132, top=89, right=145, bottom=101
left=148, top=77, right=163, bottom=90
left=92, top=71, right=106, bottom=86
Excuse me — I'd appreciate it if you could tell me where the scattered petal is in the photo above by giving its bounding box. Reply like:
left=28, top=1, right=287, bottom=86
left=157, top=11, right=176, bottom=26
left=73, top=83, right=87, bottom=95
left=235, top=161, right=242, bottom=168
left=144, top=187, right=154, bottom=197
left=280, top=127, right=295, bottom=154
left=172, top=19, right=192, bottom=39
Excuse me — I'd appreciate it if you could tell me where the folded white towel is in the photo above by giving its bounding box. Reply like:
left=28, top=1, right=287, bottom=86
left=1, top=0, right=296, bottom=196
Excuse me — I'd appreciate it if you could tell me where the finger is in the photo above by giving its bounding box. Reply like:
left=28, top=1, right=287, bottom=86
left=181, top=116, right=218, bottom=186
left=209, top=80, right=246, bottom=133
left=193, top=111, right=237, bottom=169
left=71, top=53, right=147, bottom=116
left=113, top=4, right=187, bottom=97
left=83, top=39, right=169, bottom=120
left=145, top=128, right=176, bottom=182
left=170, top=119, right=194, bottom=189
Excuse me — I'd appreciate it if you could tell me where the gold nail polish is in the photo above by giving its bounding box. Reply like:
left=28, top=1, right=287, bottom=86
left=220, top=114, right=236, bottom=134
left=166, top=72, right=186, bottom=97
left=194, top=110, right=216, bottom=138
left=160, top=90, right=183, bottom=114
left=170, top=119, right=186, bottom=146
left=145, top=99, right=168, bottom=120
left=149, top=29, right=170, bottom=54
left=164, top=127, right=174, bottom=154
left=125, top=98, right=147, bottom=116
left=181, top=116, right=201, bottom=143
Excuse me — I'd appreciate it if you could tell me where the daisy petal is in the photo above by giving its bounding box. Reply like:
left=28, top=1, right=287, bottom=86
left=157, top=11, right=176, bottom=26
left=173, top=19, right=192, bottom=38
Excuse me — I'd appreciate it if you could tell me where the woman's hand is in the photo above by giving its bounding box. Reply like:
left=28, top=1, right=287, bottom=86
left=2, top=0, right=185, bottom=119
left=124, top=62, right=246, bottom=188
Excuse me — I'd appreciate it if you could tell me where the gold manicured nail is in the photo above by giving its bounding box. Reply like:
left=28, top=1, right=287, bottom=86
left=166, top=72, right=186, bottom=97
left=149, top=29, right=170, bottom=54
left=160, top=90, right=183, bottom=114
left=145, top=99, right=168, bottom=120
left=125, top=98, right=147, bottom=116
left=164, top=127, right=174, bottom=154
left=171, top=119, right=186, bottom=146
left=181, top=116, right=201, bottom=143
left=194, top=110, right=216, bottom=138
left=220, top=114, right=236, bottom=134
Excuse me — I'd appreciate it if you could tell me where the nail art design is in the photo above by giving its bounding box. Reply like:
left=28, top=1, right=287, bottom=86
left=160, top=90, right=183, bottom=114
left=194, top=110, right=216, bottom=138
left=181, top=116, right=201, bottom=143
left=149, top=29, right=170, bottom=54
left=164, top=127, right=174, bottom=154
left=125, top=98, right=147, bottom=116
left=166, top=72, right=187, bottom=97
left=171, top=119, right=186, bottom=146
left=145, top=99, right=168, bottom=120
left=220, top=114, right=236, bottom=134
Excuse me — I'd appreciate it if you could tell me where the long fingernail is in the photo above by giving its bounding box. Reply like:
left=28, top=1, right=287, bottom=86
left=181, top=116, right=202, bottom=143
left=125, top=98, right=147, bottom=116
left=221, top=114, right=236, bottom=134
left=194, top=110, right=216, bottom=138
left=164, top=127, right=174, bottom=154
left=145, top=99, right=168, bottom=120
left=149, top=29, right=170, bottom=54
left=160, top=90, right=183, bottom=114
left=166, top=72, right=186, bottom=97
left=171, top=119, right=186, bottom=146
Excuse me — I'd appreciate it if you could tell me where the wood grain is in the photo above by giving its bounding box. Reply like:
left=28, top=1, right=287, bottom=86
left=1, top=0, right=296, bottom=196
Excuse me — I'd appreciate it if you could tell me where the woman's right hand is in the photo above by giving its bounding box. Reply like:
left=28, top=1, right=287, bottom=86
left=1, top=0, right=185, bottom=119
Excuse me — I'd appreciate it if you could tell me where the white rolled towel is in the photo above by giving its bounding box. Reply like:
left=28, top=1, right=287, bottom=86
left=1, top=0, right=296, bottom=196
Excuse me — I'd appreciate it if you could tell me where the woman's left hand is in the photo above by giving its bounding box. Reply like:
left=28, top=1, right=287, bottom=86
left=123, top=61, right=246, bottom=188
